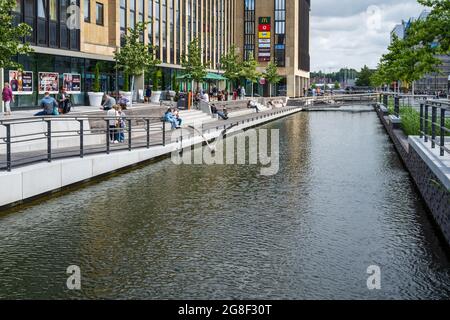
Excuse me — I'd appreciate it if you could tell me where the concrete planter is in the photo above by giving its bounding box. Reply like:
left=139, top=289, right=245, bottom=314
left=120, top=91, right=133, bottom=107
left=88, top=92, right=103, bottom=107
left=151, top=91, right=162, bottom=103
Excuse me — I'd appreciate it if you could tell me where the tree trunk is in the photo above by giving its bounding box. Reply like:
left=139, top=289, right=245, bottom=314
left=269, top=83, right=272, bottom=98
left=131, top=75, right=135, bottom=101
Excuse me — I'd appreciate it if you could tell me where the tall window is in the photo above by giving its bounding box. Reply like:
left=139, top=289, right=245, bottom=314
left=244, top=0, right=255, bottom=60
left=274, top=0, right=286, bottom=66
left=170, top=0, right=174, bottom=63
left=37, top=0, right=48, bottom=45
left=96, top=2, right=104, bottom=25
left=138, top=0, right=144, bottom=41
left=176, top=0, right=180, bottom=63
left=49, top=0, right=58, bottom=47
left=148, top=0, right=153, bottom=45
left=120, top=0, right=127, bottom=45
left=155, top=0, right=160, bottom=59
left=162, top=0, right=167, bottom=62
left=84, top=0, right=91, bottom=22
left=299, top=0, right=310, bottom=71
left=130, top=0, right=136, bottom=29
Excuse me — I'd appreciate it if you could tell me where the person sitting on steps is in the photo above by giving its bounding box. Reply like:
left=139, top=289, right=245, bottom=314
left=247, top=100, right=260, bottom=113
left=164, top=107, right=180, bottom=129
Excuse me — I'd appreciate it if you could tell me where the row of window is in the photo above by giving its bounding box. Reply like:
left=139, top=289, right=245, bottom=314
left=84, top=0, right=104, bottom=25
left=13, top=0, right=80, bottom=50
left=121, top=0, right=232, bottom=67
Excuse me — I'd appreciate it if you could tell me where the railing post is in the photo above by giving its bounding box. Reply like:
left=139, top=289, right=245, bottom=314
left=431, top=106, right=437, bottom=149
left=106, top=120, right=110, bottom=154
left=5, top=124, right=11, bottom=172
left=419, top=103, right=424, bottom=139
left=46, top=120, right=52, bottom=162
left=440, top=108, right=445, bottom=157
left=394, top=95, right=400, bottom=117
left=79, top=120, right=84, bottom=158
left=424, top=104, right=429, bottom=143
left=127, top=119, right=132, bottom=151
left=146, top=119, right=150, bottom=149
left=162, top=121, right=166, bottom=146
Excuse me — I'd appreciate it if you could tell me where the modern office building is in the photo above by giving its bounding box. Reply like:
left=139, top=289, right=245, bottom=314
left=4, top=0, right=310, bottom=108
left=235, top=0, right=311, bottom=97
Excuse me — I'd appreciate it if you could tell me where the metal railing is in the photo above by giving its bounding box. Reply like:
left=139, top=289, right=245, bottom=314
left=0, top=103, right=305, bottom=172
left=0, top=115, right=164, bottom=172
left=419, top=99, right=450, bottom=157
left=380, top=93, right=436, bottom=117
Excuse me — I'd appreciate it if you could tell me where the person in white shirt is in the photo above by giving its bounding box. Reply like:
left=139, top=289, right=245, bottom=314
left=107, top=105, right=120, bottom=143
left=201, top=91, right=209, bottom=102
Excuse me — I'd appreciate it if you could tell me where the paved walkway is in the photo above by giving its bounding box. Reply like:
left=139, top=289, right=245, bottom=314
left=0, top=104, right=302, bottom=171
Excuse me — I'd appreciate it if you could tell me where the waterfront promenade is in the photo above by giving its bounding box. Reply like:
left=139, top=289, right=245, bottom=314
left=0, top=98, right=302, bottom=208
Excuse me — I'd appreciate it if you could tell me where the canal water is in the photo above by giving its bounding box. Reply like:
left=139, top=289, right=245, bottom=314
left=1, top=107, right=450, bottom=299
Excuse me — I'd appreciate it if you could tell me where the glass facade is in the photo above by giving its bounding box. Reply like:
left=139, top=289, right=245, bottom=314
left=13, top=0, right=79, bottom=50
left=244, top=0, right=255, bottom=60
left=4, top=53, right=119, bottom=108
left=274, top=0, right=286, bottom=67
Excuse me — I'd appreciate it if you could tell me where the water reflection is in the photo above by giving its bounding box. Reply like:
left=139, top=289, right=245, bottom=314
left=0, top=109, right=449, bottom=299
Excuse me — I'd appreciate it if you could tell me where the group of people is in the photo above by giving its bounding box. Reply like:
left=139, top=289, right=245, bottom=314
left=34, top=87, right=72, bottom=116
left=164, top=107, right=183, bottom=129
left=100, top=93, right=129, bottom=111
left=232, top=86, right=247, bottom=100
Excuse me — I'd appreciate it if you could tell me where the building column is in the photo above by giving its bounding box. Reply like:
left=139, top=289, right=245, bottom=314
left=135, top=73, right=145, bottom=102
left=287, top=74, right=295, bottom=98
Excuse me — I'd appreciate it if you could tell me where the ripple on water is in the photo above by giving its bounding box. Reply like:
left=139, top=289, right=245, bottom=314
left=0, top=110, right=449, bottom=299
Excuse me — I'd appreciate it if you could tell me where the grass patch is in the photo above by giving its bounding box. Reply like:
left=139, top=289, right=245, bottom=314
left=386, top=103, right=450, bottom=137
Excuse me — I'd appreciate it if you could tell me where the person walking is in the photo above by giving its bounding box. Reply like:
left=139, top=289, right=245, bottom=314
left=2, top=82, right=14, bottom=116
left=145, top=85, right=152, bottom=103
left=240, top=86, right=246, bottom=99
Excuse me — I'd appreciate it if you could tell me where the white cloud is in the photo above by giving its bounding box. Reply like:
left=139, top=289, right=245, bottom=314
left=310, top=0, right=426, bottom=72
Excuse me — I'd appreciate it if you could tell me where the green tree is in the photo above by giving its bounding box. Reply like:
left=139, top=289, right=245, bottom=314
left=152, top=69, right=162, bottom=91
left=92, top=63, right=101, bottom=92
left=123, top=70, right=129, bottom=92
left=264, top=61, right=282, bottom=97
left=413, top=0, right=450, bottom=55
left=334, top=81, right=340, bottom=89
left=181, top=37, right=209, bottom=91
left=0, top=0, right=33, bottom=70
left=114, top=21, right=161, bottom=99
left=355, top=65, right=374, bottom=87
left=220, top=45, right=241, bottom=90
left=240, top=53, right=261, bottom=97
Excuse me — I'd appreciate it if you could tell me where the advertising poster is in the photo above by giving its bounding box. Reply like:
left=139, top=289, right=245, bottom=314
left=63, top=73, right=81, bottom=94
left=39, top=72, right=60, bottom=94
left=8, top=70, right=33, bottom=95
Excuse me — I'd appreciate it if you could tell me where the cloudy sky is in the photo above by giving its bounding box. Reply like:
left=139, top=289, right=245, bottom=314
left=310, top=0, right=426, bottom=72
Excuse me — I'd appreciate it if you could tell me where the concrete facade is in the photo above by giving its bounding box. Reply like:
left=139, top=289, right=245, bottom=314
left=234, top=0, right=310, bottom=97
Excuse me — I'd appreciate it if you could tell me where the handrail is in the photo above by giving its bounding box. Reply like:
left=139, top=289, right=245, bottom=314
left=419, top=100, right=449, bottom=157
left=0, top=114, right=166, bottom=172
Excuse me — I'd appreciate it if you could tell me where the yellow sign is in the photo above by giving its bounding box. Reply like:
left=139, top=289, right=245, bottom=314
left=259, top=32, right=271, bottom=39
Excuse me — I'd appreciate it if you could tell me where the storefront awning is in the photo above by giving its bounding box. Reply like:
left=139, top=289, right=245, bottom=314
left=176, top=73, right=227, bottom=81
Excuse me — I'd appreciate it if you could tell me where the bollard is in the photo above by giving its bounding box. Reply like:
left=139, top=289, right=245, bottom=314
left=394, top=96, right=400, bottom=117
